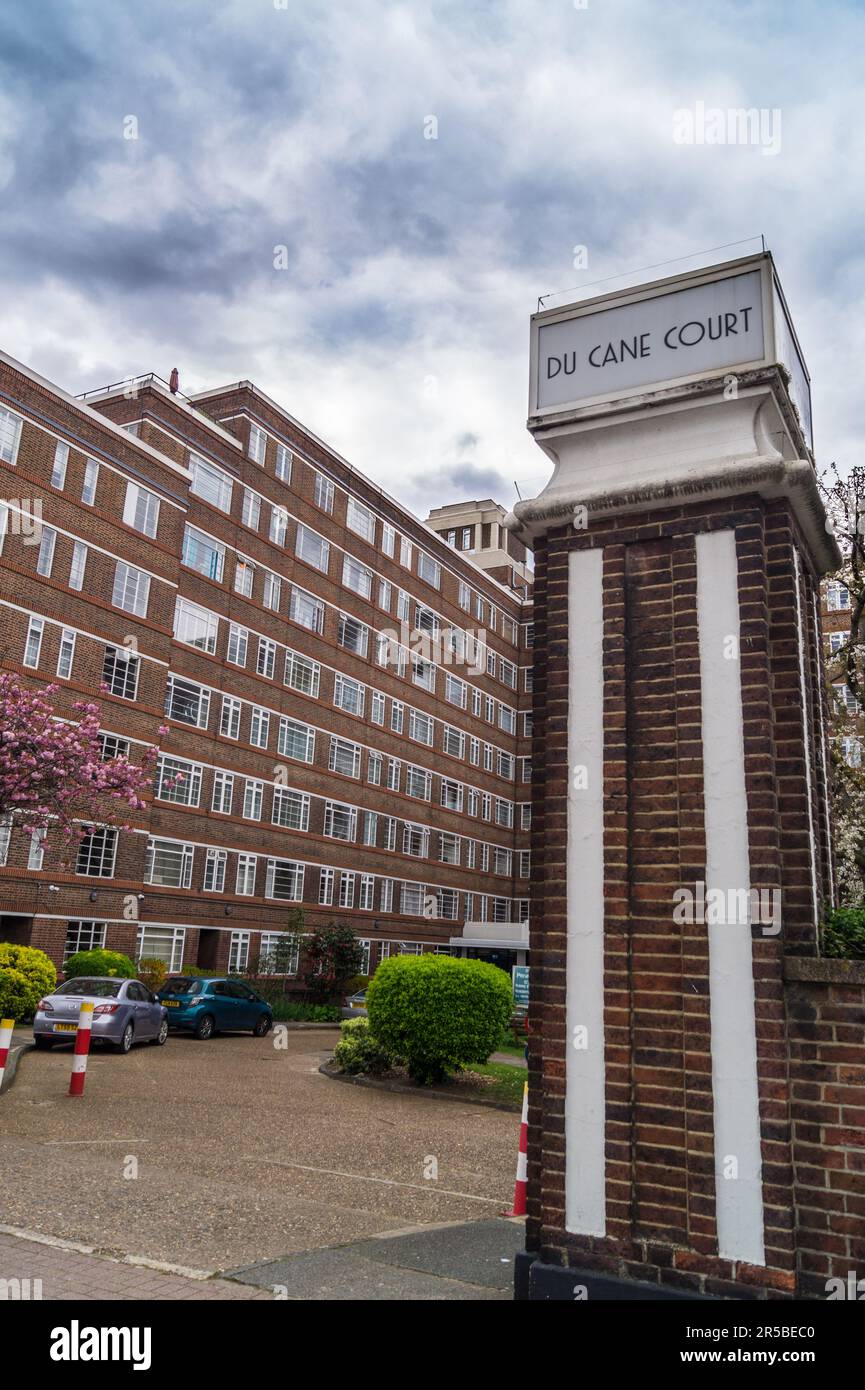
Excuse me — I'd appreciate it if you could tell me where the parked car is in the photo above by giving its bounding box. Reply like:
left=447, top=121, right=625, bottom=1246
left=156, top=977, right=273, bottom=1039
left=340, top=989, right=368, bottom=1019
left=33, top=978, right=169, bottom=1053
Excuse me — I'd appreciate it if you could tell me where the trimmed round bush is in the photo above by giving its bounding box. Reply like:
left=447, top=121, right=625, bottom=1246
left=0, top=943, right=57, bottom=1021
left=366, top=954, right=512, bottom=1085
left=63, top=948, right=136, bottom=980
left=136, top=957, right=168, bottom=992
left=333, top=1017, right=394, bottom=1076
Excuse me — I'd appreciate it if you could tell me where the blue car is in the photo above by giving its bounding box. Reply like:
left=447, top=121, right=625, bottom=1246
left=156, top=977, right=273, bottom=1040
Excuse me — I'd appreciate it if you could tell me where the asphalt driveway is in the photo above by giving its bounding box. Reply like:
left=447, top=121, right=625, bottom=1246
left=0, top=1027, right=517, bottom=1275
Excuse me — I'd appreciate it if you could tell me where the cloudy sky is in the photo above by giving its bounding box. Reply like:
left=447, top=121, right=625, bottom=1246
left=0, top=0, right=862, bottom=517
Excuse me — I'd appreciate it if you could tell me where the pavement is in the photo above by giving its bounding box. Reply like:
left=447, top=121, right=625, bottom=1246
left=0, top=1026, right=521, bottom=1299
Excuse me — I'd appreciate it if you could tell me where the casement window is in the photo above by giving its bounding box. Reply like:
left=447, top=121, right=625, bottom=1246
left=265, top=859, right=305, bottom=901
left=391, top=701, right=404, bottom=734
left=76, top=826, right=118, bottom=878
left=403, top=824, right=429, bottom=858
left=228, top=931, right=250, bottom=971
left=346, top=497, right=375, bottom=544
left=496, top=798, right=514, bottom=828
left=0, top=407, right=22, bottom=464
left=174, top=597, right=218, bottom=654
left=499, top=659, right=517, bottom=690
left=324, top=801, right=357, bottom=841
left=521, top=804, right=532, bottom=830
left=36, top=526, right=57, bottom=576
left=290, top=585, right=324, bottom=633
left=334, top=674, right=365, bottom=717
left=339, top=872, right=355, bottom=909
left=242, top=488, right=261, bottom=530
left=384, top=818, right=397, bottom=851
left=212, top=771, right=234, bottom=815
left=382, top=523, right=395, bottom=558
left=467, top=788, right=479, bottom=817
left=493, top=847, right=512, bottom=876
left=227, top=623, right=248, bottom=666
left=417, top=551, right=440, bottom=589
left=112, top=561, right=150, bottom=617
left=834, top=682, right=861, bottom=714
left=397, top=588, right=410, bottom=621
left=249, top=707, right=270, bottom=748
left=376, top=633, right=404, bottom=673
left=497, top=750, right=514, bottom=779
left=269, top=507, right=288, bottom=546
left=445, top=674, right=466, bottom=709
left=401, top=882, right=424, bottom=915
left=482, top=793, right=492, bottom=821
left=329, top=737, right=361, bottom=778
left=399, top=536, right=412, bottom=569
left=472, top=688, right=482, bottom=717
left=275, top=444, right=292, bottom=482
left=414, top=603, right=439, bottom=636
left=248, top=424, right=266, bottom=464
left=278, top=717, right=315, bottom=763
left=826, top=581, right=851, bottom=611
left=98, top=733, right=130, bottom=760
left=481, top=844, right=490, bottom=872
left=123, top=482, right=160, bottom=538
left=386, top=758, right=401, bottom=791
left=525, top=668, right=534, bottom=693
left=234, top=557, right=255, bottom=598
left=466, top=840, right=477, bottom=869
left=319, top=868, right=335, bottom=906
left=444, top=629, right=465, bottom=662
left=284, top=648, right=320, bottom=697
left=519, top=850, right=531, bottom=879
left=412, top=656, right=435, bottom=693
left=64, top=921, right=107, bottom=961
left=378, top=578, right=392, bottom=612
left=137, top=925, right=186, bottom=973
left=156, top=755, right=202, bottom=806
left=502, top=617, right=517, bottom=645
left=474, top=593, right=484, bottom=622
left=489, top=607, right=497, bottom=632
left=165, top=675, right=211, bottom=729
left=69, top=541, right=87, bottom=590
left=24, top=616, right=44, bottom=668
left=445, top=529, right=456, bottom=547
left=189, top=453, right=232, bottom=512
left=841, top=736, right=863, bottom=767
left=469, top=737, right=480, bottom=766
left=236, top=854, right=258, bottom=896
left=485, top=695, right=495, bottom=723
left=405, top=766, right=430, bottom=803
left=272, top=787, right=310, bottom=832
left=439, top=833, right=460, bottom=865
left=81, top=459, right=99, bottom=505
left=338, top=613, right=369, bottom=658
left=516, top=899, right=530, bottom=923
left=408, top=709, right=433, bottom=745
left=370, top=691, right=385, bottom=725
left=522, top=758, right=532, bottom=781
left=525, top=624, right=534, bottom=648
left=295, top=524, right=330, bottom=573
left=441, top=779, right=463, bottom=813
left=243, top=779, right=263, bottom=821
left=102, top=645, right=139, bottom=699
left=257, top=637, right=277, bottom=678
left=28, top=828, right=46, bottom=870
left=523, top=712, right=533, bottom=737
left=342, top=554, right=373, bottom=599
left=380, top=880, right=394, bottom=913
left=499, top=706, right=516, bottom=735
left=314, top=471, right=334, bottom=512
left=436, top=888, right=459, bottom=921
left=486, top=650, right=496, bottom=677
left=368, top=751, right=383, bottom=785
left=828, top=631, right=845, bottom=654
left=443, top=726, right=465, bottom=759
left=458, top=582, right=471, bottom=612
left=363, top=812, right=378, bottom=847
left=359, top=875, right=375, bottom=911
left=182, top=525, right=225, bottom=581
left=203, top=849, right=227, bottom=892
left=259, top=931, right=299, bottom=975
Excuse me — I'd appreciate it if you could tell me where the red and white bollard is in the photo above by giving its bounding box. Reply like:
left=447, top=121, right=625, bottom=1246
left=0, top=1018, right=14, bottom=1091
left=68, top=1000, right=94, bottom=1097
left=503, top=1080, right=529, bottom=1216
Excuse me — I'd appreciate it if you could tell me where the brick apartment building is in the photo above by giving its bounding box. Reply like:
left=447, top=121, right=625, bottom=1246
left=0, top=350, right=533, bottom=978
left=822, top=575, right=864, bottom=767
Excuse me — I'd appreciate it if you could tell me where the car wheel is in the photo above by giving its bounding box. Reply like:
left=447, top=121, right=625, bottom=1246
left=151, top=1018, right=169, bottom=1046
left=116, top=1022, right=134, bottom=1054
left=34, top=1036, right=54, bottom=1050
left=194, top=1013, right=215, bottom=1040
left=253, top=1014, right=272, bottom=1037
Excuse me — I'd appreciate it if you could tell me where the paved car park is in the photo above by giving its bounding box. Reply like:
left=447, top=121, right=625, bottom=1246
left=0, top=1027, right=518, bottom=1283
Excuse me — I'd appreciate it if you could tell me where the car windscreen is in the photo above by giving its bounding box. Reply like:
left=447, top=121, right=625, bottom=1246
left=56, top=979, right=122, bottom=998
left=161, top=977, right=202, bottom=995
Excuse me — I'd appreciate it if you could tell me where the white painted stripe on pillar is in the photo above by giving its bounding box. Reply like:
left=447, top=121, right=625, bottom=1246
left=565, top=547, right=606, bottom=1237
left=696, top=529, right=765, bottom=1266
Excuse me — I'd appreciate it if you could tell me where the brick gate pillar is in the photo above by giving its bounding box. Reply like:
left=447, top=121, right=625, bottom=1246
left=508, top=253, right=841, bottom=1300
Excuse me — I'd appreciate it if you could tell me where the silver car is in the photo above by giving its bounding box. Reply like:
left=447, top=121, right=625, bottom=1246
left=33, top=977, right=169, bottom=1054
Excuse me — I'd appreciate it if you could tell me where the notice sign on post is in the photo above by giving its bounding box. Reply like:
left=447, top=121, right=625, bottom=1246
left=512, top=965, right=530, bottom=1007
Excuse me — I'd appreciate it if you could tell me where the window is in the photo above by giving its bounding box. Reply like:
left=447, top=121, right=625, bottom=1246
left=371, top=691, right=385, bottom=725
left=363, top=812, right=378, bottom=847
left=98, top=733, right=130, bottom=760
left=248, top=424, right=266, bottom=464
left=76, top=826, right=117, bottom=877
left=406, top=766, right=431, bottom=800
left=0, top=408, right=22, bottom=464
left=500, top=658, right=517, bottom=690
left=841, top=736, right=862, bottom=767
left=441, top=780, right=463, bottom=812
left=102, top=645, right=139, bottom=699
left=475, top=593, right=485, bottom=622
left=285, top=648, right=320, bottom=697
left=400, top=536, right=412, bottom=568
left=469, top=737, right=480, bottom=767
left=525, top=669, right=534, bottom=693
left=437, top=888, right=459, bottom=921
left=112, top=561, right=150, bottom=617
left=24, top=616, right=44, bottom=668
left=272, top=787, right=310, bottom=831
left=137, top=925, right=186, bottom=973
left=250, top=707, right=270, bottom=748
left=834, top=682, right=861, bottom=714
left=387, top=758, right=401, bottom=791
left=81, top=459, right=99, bottom=505
left=236, top=854, right=258, bottom=896
left=521, top=804, right=532, bottom=830
left=379, top=578, right=392, bottom=611
left=324, top=801, right=357, bottom=841
left=182, top=525, right=225, bottom=581
left=445, top=674, right=466, bottom=708
left=227, top=623, right=248, bottom=666
left=494, top=847, right=512, bottom=876
left=368, top=751, right=382, bottom=785
left=165, top=675, right=211, bottom=728
left=275, top=444, right=292, bottom=482
left=257, top=637, right=277, bottom=679
left=412, top=656, right=436, bottom=693
left=391, top=700, right=404, bottom=734
left=496, top=798, right=514, bottom=828
left=338, top=613, right=369, bottom=658
left=228, top=930, right=250, bottom=971
left=415, top=602, right=439, bottom=636
left=827, top=581, right=851, bottom=611
left=343, top=554, right=372, bottom=599
left=502, top=617, right=517, bottom=644
left=339, top=872, right=355, bottom=908
left=329, top=737, right=361, bottom=778
left=295, top=524, right=330, bottom=573
left=203, top=849, right=227, bottom=893
left=279, top=717, right=315, bottom=763
left=403, top=823, right=430, bottom=857
left=458, top=582, right=471, bottom=612
left=265, top=859, right=305, bottom=901
left=269, top=507, right=288, bottom=546
left=439, top=833, right=460, bottom=865
left=408, top=709, right=433, bottom=745
left=174, top=598, right=218, bottom=653
left=443, top=726, right=465, bottom=758
left=472, top=687, right=482, bottom=716
left=156, top=755, right=202, bottom=806
left=397, top=588, right=410, bottom=620
left=525, top=624, right=534, bottom=648
left=36, top=526, right=56, bottom=576
left=314, top=472, right=334, bottom=512
left=234, top=557, right=254, bottom=598
left=522, top=757, right=532, bottom=781
left=346, top=497, right=375, bottom=544
left=382, top=523, right=396, bottom=558
left=243, top=779, right=263, bottom=821
left=401, top=882, right=424, bottom=915
left=497, top=750, right=514, bottom=779
left=69, top=541, right=87, bottom=590
left=189, top=454, right=232, bottom=512
left=523, top=712, right=533, bottom=737
left=417, top=551, right=440, bottom=588
left=64, top=921, right=106, bottom=961
left=499, top=706, right=516, bottom=735
left=828, top=631, right=845, bottom=654
left=334, top=674, right=365, bottom=717
left=220, top=695, right=241, bottom=738
left=319, top=868, right=335, bottom=906
left=467, top=789, right=479, bottom=816
left=242, top=488, right=261, bottom=530
left=28, top=828, right=46, bottom=870
left=123, top=482, right=160, bottom=538
left=380, top=880, right=394, bottom=914
left=212, top=771, right=234, bottom=815
left=519, top=850, right=531, bottom=879
left=290, top=586, right=324, bottom=633
left=359, top=875, right=375, bottom=911
left=145, top=837, right=195, bottom=888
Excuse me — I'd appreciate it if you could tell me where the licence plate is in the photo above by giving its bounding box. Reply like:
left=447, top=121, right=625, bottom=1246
left=54, top=1023, right=78, bottom=1033
left=164, top=1000, right=181, bottom=1008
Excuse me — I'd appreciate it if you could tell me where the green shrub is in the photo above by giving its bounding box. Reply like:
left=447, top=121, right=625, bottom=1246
left=63, top=948, right=136, bottom=980
left=136, top=957, right=168, bottom=992
left=270, top=999, right=341, bottom=1023
left=0, top=943, right=57, bottom=1022
left=333, top=1017, right=394, bottom=1075
left=366, top=954, right=512, bottom=1085
left=822, top=907, right=865, bottom=959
